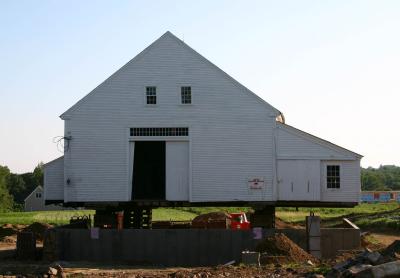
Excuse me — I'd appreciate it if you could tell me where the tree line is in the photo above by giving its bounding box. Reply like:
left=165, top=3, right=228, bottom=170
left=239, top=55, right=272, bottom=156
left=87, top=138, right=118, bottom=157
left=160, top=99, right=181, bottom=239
left=0, top=163, right=43, bottom=212
left=0, top=163, right=399, bottom=212
left=361, top=165, right=400, bottom=191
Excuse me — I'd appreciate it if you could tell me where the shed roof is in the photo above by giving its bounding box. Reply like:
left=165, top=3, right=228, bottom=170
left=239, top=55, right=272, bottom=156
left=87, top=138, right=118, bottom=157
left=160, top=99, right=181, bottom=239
left=277, top=122, right=363, bottom=159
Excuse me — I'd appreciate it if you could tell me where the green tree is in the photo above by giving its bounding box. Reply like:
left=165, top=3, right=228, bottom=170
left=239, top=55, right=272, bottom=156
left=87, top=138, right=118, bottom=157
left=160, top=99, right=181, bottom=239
left=0, top=165, right=13, bottom=212
left=6, top=173, right=27, bottom=204
left=361, top=165, right=400, bottom=191
left=33, top=162, right=44, bottom=186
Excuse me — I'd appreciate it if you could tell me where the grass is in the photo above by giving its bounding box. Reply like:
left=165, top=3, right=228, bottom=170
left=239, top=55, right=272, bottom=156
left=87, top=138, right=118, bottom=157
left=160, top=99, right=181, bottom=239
left=355, top=214, right=400, bottom=230
left=0, top=208, right=197, bottom=226
left=0, top=203, right=398, bottom=229
left=152, top=208, right=197, bottom=221
left=276, top=202, right=399, bottom=223
left=0, top=210, right=95, bottom=225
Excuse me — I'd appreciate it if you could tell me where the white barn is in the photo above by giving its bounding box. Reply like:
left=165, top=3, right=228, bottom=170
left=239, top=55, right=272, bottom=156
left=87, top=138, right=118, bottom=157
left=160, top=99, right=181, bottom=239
left=24, top=186, right=63, bottom=211
left=44, top=31, right=362, bottom=214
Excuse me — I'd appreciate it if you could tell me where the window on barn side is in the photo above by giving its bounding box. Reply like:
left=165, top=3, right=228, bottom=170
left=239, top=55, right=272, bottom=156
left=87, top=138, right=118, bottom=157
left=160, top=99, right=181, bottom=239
left=327, top=165, right=340, bottom=189
left=36, top=192, right=42, bottom=198
left=146, top=87, right=157, bottom=105
left=181, top=86, right=192, bottom=104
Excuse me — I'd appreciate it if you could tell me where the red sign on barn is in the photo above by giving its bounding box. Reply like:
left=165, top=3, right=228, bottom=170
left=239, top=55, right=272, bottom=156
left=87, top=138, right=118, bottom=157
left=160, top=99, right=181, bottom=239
left=248, top=178, right=264, bottom=189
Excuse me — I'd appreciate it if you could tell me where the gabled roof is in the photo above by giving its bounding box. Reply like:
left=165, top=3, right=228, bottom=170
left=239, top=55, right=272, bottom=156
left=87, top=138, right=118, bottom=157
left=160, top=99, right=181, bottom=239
left=44, top=156, right=64, bottom=167
left=60, top=31, right=282, bottom=119
left=24, top=185, right=43, bottom=202
left=277, top=122, right=363, bottom=159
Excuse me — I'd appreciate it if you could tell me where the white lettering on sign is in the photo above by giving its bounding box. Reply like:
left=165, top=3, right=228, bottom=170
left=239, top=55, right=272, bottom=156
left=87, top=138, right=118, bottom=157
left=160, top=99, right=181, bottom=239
left=248, top=178, right=264, bottom=189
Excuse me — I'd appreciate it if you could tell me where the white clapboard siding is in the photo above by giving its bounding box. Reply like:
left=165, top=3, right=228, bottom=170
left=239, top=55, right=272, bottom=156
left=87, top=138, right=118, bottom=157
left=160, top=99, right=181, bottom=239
left=276, top=123, right=360, bottom=160
left=44, top=156, right=64, bottom=200
left=61, top=32, right=278, bottom=202
left=320, top=160, right=361, bottom=202
left=276, top=123, right=361, bottom=203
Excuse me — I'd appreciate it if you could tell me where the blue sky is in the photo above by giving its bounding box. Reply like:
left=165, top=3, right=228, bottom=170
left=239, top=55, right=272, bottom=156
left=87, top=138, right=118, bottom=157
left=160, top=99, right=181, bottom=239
left=1, top=1, right=399, bottom=173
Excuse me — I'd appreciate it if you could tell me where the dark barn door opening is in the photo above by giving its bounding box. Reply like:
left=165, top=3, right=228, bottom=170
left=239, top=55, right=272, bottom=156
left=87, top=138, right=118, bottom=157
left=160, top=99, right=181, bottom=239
left=132, top=141, right=166, bottom=200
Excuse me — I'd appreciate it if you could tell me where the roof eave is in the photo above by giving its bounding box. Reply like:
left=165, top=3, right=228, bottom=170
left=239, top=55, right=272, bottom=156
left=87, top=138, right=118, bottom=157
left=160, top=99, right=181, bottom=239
left=277, top=122, right=363, bottom=159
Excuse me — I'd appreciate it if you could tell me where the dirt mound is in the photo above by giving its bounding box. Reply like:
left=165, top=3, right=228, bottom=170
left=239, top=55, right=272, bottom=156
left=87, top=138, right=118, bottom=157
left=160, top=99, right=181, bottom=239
left=23, top=222, right=53, bottom=241
left=382, top=240, right=400, bottom=258
left=0, top=225, right=19, bottom=242
left=255, top=233, right=316, bottom=263
left=192, top=212, right=232, bottom=229
left=192, top=212, right=231, bottom=222
left=2, top=235, right=17, bottom=244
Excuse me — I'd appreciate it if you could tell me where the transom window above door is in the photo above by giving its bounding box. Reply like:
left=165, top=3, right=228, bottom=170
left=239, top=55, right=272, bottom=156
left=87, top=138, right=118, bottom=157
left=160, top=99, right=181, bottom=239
left=130, top=127, right=189, bottom=136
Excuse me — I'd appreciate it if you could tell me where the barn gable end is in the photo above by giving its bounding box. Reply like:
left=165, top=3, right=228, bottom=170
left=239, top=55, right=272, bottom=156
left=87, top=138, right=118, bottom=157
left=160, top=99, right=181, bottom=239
left=61, top=31, right=281, bottom=120
left=43, top=31, right=362, bottom=207
left=60, top=32, right=280, bottom=203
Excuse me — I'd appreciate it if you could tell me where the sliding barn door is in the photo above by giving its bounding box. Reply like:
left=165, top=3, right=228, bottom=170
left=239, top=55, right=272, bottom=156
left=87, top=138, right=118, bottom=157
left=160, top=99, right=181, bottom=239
left=278, top=160, right=320, bottom=201
left=166, top=141, right=189, bottom=201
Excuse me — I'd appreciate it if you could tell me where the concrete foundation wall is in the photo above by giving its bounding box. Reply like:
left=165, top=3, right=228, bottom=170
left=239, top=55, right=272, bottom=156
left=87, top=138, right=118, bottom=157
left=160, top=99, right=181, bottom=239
left=46, top=227, right=360, bottom=265
left=51, top=229, right=256, bottom=266
left=320, top=228, right=360, bottom=258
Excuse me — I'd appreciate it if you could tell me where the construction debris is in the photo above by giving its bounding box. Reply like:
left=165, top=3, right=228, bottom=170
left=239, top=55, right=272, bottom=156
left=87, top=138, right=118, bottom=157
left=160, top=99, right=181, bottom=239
left=381, top=240, right=400, bottom=258
left=326, top=242, right=400, bottom=278
left=241, top=251, right=260, bottom=266
left=355, top=260, right=400, bottom=277
left=255, top=233, right=316, bottom=263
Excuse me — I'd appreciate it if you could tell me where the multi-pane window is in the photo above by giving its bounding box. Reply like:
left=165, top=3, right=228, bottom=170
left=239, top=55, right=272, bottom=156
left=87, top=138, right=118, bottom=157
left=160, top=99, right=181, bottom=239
left=130, top=127, right=189, bottom=136
left=36, top=193, right=42, bottom=198
left=146, top=86, right=157, bottom=105
left=327, top=165, right=340, bottom=189
left=181, top=86, right=192, bottom=104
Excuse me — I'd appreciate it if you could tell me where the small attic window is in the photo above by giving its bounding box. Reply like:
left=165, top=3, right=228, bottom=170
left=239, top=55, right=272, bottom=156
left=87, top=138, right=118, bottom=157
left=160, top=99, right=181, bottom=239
left=181, top=86, right=191, bottom=104
left=146, top=87, right=157, bottom=105
left=36, top=192, right=42, bottom=198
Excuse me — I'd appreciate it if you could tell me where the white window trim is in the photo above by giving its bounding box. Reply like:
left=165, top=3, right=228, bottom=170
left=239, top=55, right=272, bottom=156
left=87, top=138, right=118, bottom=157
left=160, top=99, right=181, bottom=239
left=324, top=162, right=342, bottom=191
left=144, top=86, right=158, bottom=106
left=178, top=85, right=193, bottom=105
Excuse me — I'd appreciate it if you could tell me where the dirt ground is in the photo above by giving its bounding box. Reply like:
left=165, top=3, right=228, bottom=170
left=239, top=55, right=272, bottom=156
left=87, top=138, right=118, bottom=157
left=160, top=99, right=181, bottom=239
left=370, top=232, right=400, bottom=246
left=0, top=262, right=318, bottom=277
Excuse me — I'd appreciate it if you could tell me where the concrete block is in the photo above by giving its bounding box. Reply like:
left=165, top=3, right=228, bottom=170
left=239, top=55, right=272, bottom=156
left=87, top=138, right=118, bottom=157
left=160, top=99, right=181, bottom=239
left=332, top=259, right=357, bottom=271
left=241, top=251, right=260, bottom=266
left=356, top=261, right=400, bottom=278
left=16, top=232, right=36, bottom=260
left=342, top=264, right=372, bottom=277
left=309, top=237, right=320, bottom=250
left=364, top=251, right=384, bottom=265
left=306, top=216, right=321, bottom=236
left=310, top=250, right=321, bottom=259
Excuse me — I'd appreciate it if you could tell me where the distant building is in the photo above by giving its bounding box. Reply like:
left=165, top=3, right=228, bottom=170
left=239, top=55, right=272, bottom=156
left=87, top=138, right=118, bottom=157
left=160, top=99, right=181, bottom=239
left=360, top=191, right=400, bottom=203
left=24, top=186, right=63, bottom=211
